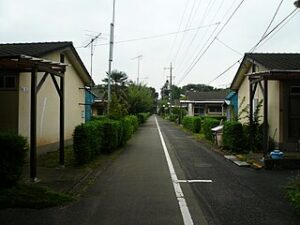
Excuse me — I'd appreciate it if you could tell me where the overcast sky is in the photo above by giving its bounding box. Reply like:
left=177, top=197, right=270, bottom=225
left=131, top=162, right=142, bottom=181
left=1, top=0, right=300, bottom=92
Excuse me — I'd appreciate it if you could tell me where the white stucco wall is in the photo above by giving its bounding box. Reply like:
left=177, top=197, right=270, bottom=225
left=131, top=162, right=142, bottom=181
left=18, top=51, right=86, bottom=150
left=237, top=66, right=281, bottom=143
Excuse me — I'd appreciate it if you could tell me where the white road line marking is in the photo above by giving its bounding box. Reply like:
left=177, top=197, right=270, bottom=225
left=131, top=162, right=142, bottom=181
left=155, top=116, right=194, bottom=225
left=177, top=180, right=213, bottom=183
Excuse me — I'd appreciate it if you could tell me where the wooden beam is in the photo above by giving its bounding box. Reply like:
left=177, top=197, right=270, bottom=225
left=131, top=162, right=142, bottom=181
left=30, top=67, right=37, bottom=181
left=263, top=78, right=269, bottom=157
left=59, top=54, right=65, bottom=167
left=59, top=76, right=65, bottom=166
left=50, top=74, right=62, bottom=98
left=36, top=72, right=49, bottom=93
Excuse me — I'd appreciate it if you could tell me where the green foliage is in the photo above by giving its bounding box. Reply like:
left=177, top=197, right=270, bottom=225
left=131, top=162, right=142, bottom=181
left=73, top=121, right=102, bottom=164
left=73, top=116, right=139, bottom=165
left=0, top=184, right=73, bottom=209
left=127, top=84, right=154, bottom=114
left=109, top=94, right=128, bottom=120
left=222, top=121, right=245, bottom=153
left=202, top=118, right=220, bottom=141
left=201, top=115, right=226, bottom=122
left=169, top=107, right=187, bottom=123
left=0, top=132, right=28, bottom=188
left=182, top=83, right=214, bottom=93
left=243, top=124, right=263, bottom=152
left=137, top=112, right=150, bottom=124
left=286, top=176, right=300, bottom=214
left=182, top=116, right=201, bottom=133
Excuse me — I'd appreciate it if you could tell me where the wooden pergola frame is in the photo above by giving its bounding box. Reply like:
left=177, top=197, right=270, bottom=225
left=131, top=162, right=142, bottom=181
left=248, top=70, right=300, bottom=158
left=0, top=54, right=66, bottom=181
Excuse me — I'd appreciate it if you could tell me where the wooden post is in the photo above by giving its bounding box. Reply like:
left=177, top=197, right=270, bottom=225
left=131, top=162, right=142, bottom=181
left=263, top=78, right=269, bottom=157
left=59, top=54, right=65, bottom=166
left=249, top=80, right=254, bottom=147
left=30, top=67, right=37, bottom=181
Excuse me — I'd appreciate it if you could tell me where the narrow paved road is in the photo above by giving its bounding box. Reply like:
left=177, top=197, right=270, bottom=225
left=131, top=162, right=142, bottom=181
left=0, top=115, right=299, bottom=225
left=158, top=116, right=299, bottom=225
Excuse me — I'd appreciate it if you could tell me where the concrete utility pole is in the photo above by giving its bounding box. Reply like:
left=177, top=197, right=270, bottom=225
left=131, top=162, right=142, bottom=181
left=107, top=0, right=116, bottom=113
left=131, top=55, right=143, bottom=85
left=164, top=62, right=174, bottom=102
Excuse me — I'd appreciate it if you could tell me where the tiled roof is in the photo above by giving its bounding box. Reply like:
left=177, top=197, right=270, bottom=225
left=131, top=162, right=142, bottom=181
left=186, top=90, right=229, bottom=101
left=0, top=42, right=72, bottom=57
left=245, top=53, right=300, bottom=70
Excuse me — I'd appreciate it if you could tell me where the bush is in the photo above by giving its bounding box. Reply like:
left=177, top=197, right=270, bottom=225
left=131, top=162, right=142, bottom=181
left=73, top=116, right=139, bottom=165
left=202, top=118, right=220, bottom=141
left=99, top=120, right=122, bottom=154
left=222, top=121, right=245, bottom=153
left=286, top=175, right=300, bottom=214
left=243, top=124, right=263, bottom=152
left=127, top=115, right=139, bottom=132
left=137, top=112, right=150, bottom=124
left=182, top=116, right=201, bottom=133
left=73, top=121, right=101, bottom=164
left=0, top=132, right=28, bottom=188
left=169, top=114, right=178, bottom=122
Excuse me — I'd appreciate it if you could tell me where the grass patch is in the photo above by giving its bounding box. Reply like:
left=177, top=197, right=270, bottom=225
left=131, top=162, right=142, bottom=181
left=37, top=145, right=75, bottom=168
left=0, top=184, right=73, bottom=209
left=286, top=175, right=300, bottom=214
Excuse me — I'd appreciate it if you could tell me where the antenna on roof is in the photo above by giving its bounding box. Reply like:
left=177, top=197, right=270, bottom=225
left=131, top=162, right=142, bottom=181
left=84, top=32, right=102, bottom=87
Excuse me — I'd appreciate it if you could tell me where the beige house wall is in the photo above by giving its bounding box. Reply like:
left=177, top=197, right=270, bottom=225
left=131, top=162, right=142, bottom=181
left=18, top=51, right=86, bottom=150
left=237, top=66, right=281, bottom=143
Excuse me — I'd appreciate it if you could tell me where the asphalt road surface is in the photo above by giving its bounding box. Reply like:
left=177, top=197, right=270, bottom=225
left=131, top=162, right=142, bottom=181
left=0, top=115, right=299, bottom=225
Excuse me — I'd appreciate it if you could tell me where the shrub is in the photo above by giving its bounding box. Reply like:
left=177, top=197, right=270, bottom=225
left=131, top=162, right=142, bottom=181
left=202, top=118, right=220, bottom=141
left=137, top=112, right=150, bottom=124
left=169, top=114, right=178, bottom=122
left=0, top=132, right=28, bottom=188
left=73, top=115, right=140, bottom=164
left=243, top=124, right=263, bottom=152
left=222, top=121, right=245, bottom=153
left=182, top=116, right=201, bottom=133
left=286, top=175, right=300, bottom=214
left=73, top=121, right=101, bottom=165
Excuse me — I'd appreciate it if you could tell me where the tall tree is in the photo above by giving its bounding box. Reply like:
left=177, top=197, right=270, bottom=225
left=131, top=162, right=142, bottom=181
left=127, top=84, right=154, bottom=114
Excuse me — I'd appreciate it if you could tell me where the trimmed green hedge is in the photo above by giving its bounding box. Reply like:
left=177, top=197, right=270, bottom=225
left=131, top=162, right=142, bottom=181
left=222, top=121, right=245, bottom=153
left=0, top=132, right=28, bottom=188
left=137, top=112, right=150, bottom=124
left=73, top=115, right=139, bottom=165
left=202, top=118, right=220, bottom=141
left=182, top=116, right=201, bottom=133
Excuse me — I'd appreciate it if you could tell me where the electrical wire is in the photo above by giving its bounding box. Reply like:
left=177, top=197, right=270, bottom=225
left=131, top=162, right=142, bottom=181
left=172, top=0, right=198, bottom=65
left=167, top=0, right=191, bottom=62
left=175, top=0, right=221, bottom=73
left=207, top=6, right=299, bottom=85
left=177, top=0, right=246, bottom=85
left=215, top=37, right=242, bottom=55
left=76, top=23, right=220, bottom=48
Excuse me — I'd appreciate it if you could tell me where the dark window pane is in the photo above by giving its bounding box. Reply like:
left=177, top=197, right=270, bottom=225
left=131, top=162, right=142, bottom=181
left=0, top=76, right=4, bottom=88
left=291, top=86, right=300, bottom=94
left=288, top=118, right=300, bottom=138
left=5, top=76, right=16, bottom=88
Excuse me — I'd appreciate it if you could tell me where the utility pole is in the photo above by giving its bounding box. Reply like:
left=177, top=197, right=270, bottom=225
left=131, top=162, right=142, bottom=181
left=85, top=32, right=102, bottom=87
left=164, top=62, right=174, bottom=102
left=131, top=55, right=143, bottom=85
left=107, top=0, right=116, bottom=114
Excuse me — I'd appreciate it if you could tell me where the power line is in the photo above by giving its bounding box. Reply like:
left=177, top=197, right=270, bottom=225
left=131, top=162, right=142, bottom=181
left=167, top=0, right=191, bottom=61
left=172, top=0, right=198, bottom=65
left=215, top=37, right=242, bottom=55
left=176, top=0, right=227, bottom=75
left=208, top=6, right=299, bottom=85
left=177, top=0, right=246, bottom=85
left=77, top=23, right=220, bottom=48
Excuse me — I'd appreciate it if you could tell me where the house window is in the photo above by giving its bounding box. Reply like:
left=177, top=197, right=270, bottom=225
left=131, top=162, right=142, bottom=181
left=208, top=105, right=222, bottom=113
left=194, top=104, right=204, bottom=116
left=288, top=86, right=300, bottom=139
left=0, top=75, right=17, bottom=90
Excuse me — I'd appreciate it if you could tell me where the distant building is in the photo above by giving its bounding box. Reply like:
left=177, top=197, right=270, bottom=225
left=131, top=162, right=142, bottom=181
left=180, top=90, right=229, bottom=117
